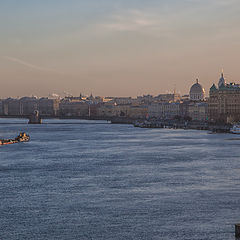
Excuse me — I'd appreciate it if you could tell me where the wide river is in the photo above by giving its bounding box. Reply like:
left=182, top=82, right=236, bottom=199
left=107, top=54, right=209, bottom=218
left=0, top=119, right=240, bottom=240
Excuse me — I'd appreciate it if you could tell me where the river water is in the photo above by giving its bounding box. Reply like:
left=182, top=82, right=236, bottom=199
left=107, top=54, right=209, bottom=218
left=0, top=119, right=240, bottom=240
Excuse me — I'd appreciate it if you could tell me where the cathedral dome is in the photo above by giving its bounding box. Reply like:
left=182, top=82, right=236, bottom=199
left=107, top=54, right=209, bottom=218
left=189, top=79, right=205, bottom=101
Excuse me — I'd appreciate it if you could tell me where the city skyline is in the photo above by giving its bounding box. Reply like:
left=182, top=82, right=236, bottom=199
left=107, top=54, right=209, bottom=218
left=1, top=0, right=240, bottom=97
left=0, top=71, right=230, bottom=99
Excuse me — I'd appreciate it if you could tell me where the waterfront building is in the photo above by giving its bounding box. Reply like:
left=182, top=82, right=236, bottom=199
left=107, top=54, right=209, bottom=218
left=148, top=96, right=207, bottom=121
left=188, top=102, right=208, bottom=121
left=0, top=100, right=3, bottom=115
left=19, top=97, right=39, bottom=115
left=96, top=103, right=148, bottom=119
left=59, top=99, right=89, bottom=117
left=97, top=104, right=115, bottom=118
left=148, top=102, right=181, bottom=119
left=113, top=104, right=130, bottom=118
left=179, top=100, right=190, bottom=119
left=39, top=98, right=60, bottom=116
left=3, top=98, right=21, bottom=116
left=2, top=97, right=60, bottom=117
left=208, top=72, right=240, bottom=123
left=88, top=104, right=99, bottom=118
left=123, top=105, right=148, bottom=119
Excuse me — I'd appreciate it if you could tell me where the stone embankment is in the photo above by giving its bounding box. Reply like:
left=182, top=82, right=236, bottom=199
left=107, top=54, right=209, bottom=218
left=133, top=120, right=231, bottom=133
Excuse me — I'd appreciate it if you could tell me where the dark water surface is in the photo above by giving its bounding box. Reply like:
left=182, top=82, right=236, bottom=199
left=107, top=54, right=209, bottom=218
left=0, top=119, right=240, bottom=240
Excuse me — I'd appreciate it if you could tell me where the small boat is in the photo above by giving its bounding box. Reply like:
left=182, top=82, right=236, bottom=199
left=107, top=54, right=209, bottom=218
left=230, top=125, right=240, bottom=134
left=0, top=132, right=30, bottom=145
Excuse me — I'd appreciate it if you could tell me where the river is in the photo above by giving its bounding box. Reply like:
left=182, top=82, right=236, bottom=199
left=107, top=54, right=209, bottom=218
left=0, top=119, right=239, bottom=239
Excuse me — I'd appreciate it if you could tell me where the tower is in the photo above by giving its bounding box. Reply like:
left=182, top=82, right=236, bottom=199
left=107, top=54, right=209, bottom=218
left=218, top=71, right=226, bottom=88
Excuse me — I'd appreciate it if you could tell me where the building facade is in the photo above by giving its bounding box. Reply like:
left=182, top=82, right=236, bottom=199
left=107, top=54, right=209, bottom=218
left=39, top=98, right=60, bottom=116
left=148, top=102, right=181, bottom=119
left=1, top=97, right=60, bottom=117
left=0, top=100, right=3, bottom=115
left=59, top=100, right=89, bottom=117
left=3, top=98, right=21, bottom=116
left=188, top=102, right=208, bottom=121
left=19, top=97, right=39, bottom=115
left=208, top=73, right=240, bottom=123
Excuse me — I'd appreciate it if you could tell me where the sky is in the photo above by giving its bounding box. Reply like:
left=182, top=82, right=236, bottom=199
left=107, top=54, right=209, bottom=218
left=0, top=0, right=240, bottom=98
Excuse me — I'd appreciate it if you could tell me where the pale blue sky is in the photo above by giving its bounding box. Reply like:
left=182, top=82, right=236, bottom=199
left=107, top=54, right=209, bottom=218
left=0, top=0, right=240, bottom=97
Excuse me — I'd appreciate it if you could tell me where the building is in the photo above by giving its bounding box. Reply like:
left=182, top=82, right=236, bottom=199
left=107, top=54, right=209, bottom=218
left=122, top=105, right=147, bottom=119
left=148, top=102, right=180, bottom=119
left=208, top=72, right=240, bottom=123
left=19, top=97, right=39, bottom=115
left=188, top=102, right=208, bottom=121
left=0, top=100, right=3, bottom=115
left=189, top=79, right=205, bottom=101
left=155, top=93, right=181, bottom=102
left=39, top=98, right=60, bottom=116
left=96, top=103, right=148, bottom=119
left=96, top=104, right=115, bottom=118
left=3, top=98, right=21, bottom=116
left=59, top=99, right=89, bottom=117
left=137, top=95, right=154, bottom=104
left=111, top=97, right=139, bottom=105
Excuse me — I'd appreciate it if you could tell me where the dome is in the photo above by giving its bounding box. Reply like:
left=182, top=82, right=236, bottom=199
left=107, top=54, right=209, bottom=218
left=190, top=81, right=204, bottom=94
left=189, top=79, right=205, bottom=101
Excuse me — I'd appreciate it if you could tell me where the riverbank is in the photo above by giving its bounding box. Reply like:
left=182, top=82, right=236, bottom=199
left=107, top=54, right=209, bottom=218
left=0, top=116, right=233, bottom=133
left=133, top=119, right=232, bottom=133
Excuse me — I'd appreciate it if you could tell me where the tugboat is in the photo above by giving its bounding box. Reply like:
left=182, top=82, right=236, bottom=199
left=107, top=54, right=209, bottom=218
left=0, top=132, right=30, bottom=145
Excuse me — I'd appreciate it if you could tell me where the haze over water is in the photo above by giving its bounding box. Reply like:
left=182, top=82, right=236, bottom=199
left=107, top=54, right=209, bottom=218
left=0, top=119, right=239, bottom=239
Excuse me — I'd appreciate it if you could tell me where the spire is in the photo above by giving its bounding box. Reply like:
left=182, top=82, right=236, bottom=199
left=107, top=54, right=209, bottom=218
left=196, top=78, right=199, bottom=84
left=218, top=70, right=226, bottom=88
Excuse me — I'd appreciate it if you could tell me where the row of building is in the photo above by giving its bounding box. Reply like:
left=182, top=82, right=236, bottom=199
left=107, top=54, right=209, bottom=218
left=0, top=96, right=206, bottom=121
left=0, top=72, right=239, bottom=123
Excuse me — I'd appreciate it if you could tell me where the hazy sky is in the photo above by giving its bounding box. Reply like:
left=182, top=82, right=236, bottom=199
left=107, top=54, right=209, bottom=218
left=1, top=0, right=240, bottom=97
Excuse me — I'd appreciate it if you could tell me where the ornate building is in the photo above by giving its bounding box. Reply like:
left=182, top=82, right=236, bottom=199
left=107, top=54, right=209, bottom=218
left=208, top=72, right=240, bottom=123
left=189, top=79, right=205, bottom=101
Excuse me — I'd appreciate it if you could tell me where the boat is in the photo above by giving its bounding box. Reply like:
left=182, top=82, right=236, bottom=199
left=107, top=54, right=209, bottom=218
left=230, top=124, right=240, bottom=134
left=0, top=132, right=30, bottom=145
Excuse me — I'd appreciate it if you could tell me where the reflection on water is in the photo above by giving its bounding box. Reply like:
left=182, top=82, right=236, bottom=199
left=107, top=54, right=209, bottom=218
left=0, top=119, right=239, bottom=240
